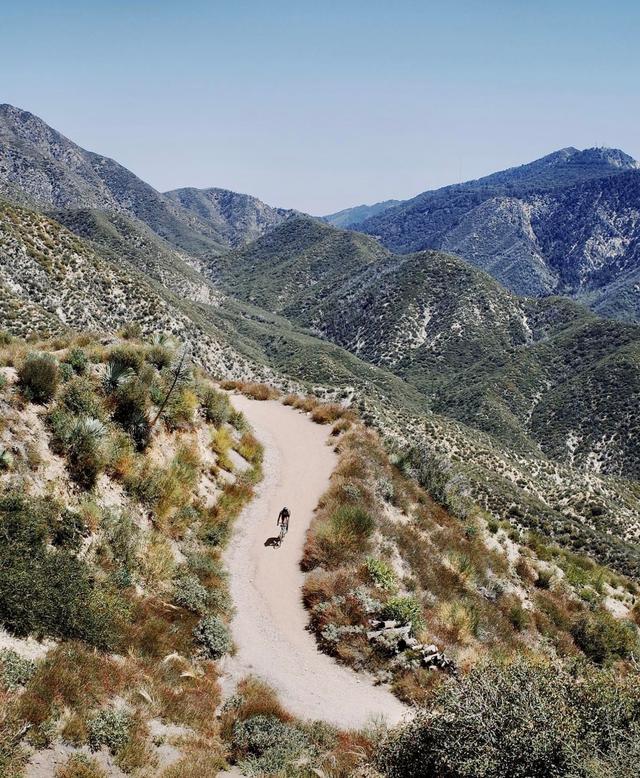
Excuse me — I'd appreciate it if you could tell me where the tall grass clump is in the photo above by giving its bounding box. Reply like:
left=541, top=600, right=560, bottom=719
left=18, top=352, right=59, bottom=403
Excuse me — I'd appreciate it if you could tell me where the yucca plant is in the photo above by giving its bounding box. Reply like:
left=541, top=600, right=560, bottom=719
left=67, top=417, right=107, bottom=487
left=102, top=360, right=134, bottom=394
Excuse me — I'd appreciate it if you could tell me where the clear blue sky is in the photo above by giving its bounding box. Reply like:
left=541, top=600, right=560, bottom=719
left=1, top=1, right=638, bottom=213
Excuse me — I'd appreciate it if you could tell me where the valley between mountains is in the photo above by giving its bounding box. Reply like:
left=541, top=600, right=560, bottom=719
left=0, top=103, right=639, bottom=777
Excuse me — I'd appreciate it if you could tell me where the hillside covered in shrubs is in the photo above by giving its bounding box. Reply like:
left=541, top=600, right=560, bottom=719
left=297, top=406, right=640, bottom=702
left=0, top=331, right=270, bottom=775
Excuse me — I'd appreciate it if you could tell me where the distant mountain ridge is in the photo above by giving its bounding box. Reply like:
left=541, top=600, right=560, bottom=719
left=164, top=186, right=296, bottom=247
left=346, top=147, right=640, bottom=320
left=0, top=103, right=291, bottom=254
left=322, top=198, right=400, bottom=228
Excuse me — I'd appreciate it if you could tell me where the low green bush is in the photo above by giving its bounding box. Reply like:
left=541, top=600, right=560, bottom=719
left=381, top=595, right=424, bottom=632
left=18, top=352, right=59, bottom=403
left=0, top=492, right=112, bottom=646
left=59, top=378, right=103, bottom=418
left=366, top=557, right=398, bottom=592
left=99, top=510, right=140, bottom=578
left=194, top=615, right=231, bottom=659
left=330, top=505, right=375, bottom=543
left=52, top=509, right=90, bottom=551
left=199, top=386, right=231, bottom=427
left=88, top=708, right=131, bottom=755
left=66, top=347, right=89, bottom=375
left=376, top=657, right=640, bottom=778
left=173, top=571, right=210, bottom=615
left=233, top=714, right=313, bottom=776
left=0, top=648, right=36, bottom=689
left=571, top=610, right=639, bottom=664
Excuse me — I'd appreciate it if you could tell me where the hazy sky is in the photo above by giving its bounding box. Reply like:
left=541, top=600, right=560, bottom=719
left=1, top=1, right=638, bottom=213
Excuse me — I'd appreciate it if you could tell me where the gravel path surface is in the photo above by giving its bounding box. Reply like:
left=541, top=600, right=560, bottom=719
left=221, top=397, right=408, bottom=729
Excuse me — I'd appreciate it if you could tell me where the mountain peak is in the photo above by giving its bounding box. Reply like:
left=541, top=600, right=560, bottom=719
left=574, top=146, right=639, bottom=169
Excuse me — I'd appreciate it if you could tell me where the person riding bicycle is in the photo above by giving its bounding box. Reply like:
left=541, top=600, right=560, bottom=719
left=277, top=506, right=290, bottom=534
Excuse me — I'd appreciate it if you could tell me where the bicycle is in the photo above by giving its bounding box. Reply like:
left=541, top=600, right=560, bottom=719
left=277, top=519, right=289, bottom=545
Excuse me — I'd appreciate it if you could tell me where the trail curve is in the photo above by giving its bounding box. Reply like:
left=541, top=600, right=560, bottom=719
left=222, top=396, right=407, bottom=730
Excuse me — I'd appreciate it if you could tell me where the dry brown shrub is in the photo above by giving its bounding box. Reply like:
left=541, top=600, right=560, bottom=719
left=293, top=394, right=318, bottom=413
left=55, top=754, right=107, bottom=778
left=515, top=556, right=537, bottom=583
left=240, top=382, right=276, bottom=401
left=331, top=418, right=353, bottom=436
left=123, top=597, right=199, bottom=658
left=392, top=667, right=445, bottom=705
left=219, top=676, right=290, bottom=744
left=311, top=403, right=344, bottom=425
left=158, top=735, right=227, bottom=777
left=17, top=643, right=126, bottom=729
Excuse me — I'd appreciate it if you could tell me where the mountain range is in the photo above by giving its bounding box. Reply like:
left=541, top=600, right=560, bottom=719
left=326, top=147, right=640, bottom=321
left=0, top=104, right=639, bottom=577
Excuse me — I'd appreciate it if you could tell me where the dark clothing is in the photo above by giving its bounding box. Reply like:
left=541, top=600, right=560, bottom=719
left=277, top=508, right=290, bottom=529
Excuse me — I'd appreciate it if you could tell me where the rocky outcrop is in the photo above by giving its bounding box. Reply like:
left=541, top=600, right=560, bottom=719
left=367, top=620, right=456, bottom=674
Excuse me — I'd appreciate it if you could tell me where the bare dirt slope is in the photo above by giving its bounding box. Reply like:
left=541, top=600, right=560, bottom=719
left=222, top=396, right=407, bottom=729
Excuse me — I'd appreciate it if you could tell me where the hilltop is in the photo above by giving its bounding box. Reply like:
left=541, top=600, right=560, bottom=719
left=337, top=147, right=640, bottom=320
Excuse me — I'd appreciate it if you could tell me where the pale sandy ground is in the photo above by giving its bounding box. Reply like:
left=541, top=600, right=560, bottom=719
left=221, top=397, right=408, bottom=730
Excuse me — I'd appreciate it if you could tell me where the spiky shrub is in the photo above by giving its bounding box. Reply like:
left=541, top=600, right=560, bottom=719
left=113, top=378, right=150, bottom=449
left=146, top=343, right=173, bottom=369
left=193, top=614, right=231, bottom=659
left=18, top=351, right=59, bottom=403
left=66, top=417, right=107, bottom=487
left=102, top=360, right=134, bottom=394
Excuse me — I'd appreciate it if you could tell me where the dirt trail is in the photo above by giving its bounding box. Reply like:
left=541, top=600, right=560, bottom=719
left=222, top=397, right=408, bottom=730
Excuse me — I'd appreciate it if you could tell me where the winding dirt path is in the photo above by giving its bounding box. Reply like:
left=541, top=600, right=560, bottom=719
left=222, top=396, right=408, bottom=730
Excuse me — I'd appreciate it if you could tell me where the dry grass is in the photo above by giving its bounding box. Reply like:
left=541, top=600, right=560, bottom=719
left=211, top=425, right=234, bottom=471
left=219, top=380, right=277, bottom=401
left=116, top=715, right=156, bottom=773
left=122, top=597, right=199, bottom=658
left=234, top=432, right=262, bottom=467
left=220, top=676, right=291, bottom=743
left=159, top=736, right=227, bottom=778
left=392, top=667, right=445, bottom=706
left=16, top=644, right=127, bottom=734
left=311, top=403, right=345, bottom=425
left=55, top=754, right=107, bottom=778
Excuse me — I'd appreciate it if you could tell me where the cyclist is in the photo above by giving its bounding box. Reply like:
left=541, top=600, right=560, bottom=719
left=277, top=506, right=290, bottom=543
